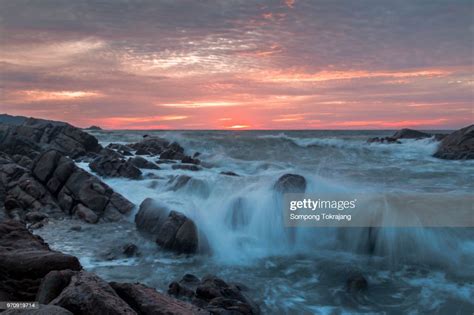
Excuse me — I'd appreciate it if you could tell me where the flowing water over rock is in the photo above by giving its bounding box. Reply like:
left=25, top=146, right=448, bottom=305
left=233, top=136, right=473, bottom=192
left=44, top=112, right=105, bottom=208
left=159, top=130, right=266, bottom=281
left=37, top=130, right=474, bottom=314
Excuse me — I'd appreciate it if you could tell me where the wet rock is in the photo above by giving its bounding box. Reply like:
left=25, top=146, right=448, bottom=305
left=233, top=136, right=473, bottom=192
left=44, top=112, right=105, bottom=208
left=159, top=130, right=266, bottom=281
left=129, top=137, right=170, bottom=155
left=367, top=136, right=401, bottom=144
left=70, top=225, right=82, bottom=232
left=168, top=175, right=192, bottom=191
left=36, top=270, right=77, bottom=304
left=129, top=156, right=160, bottom=169
left=346, top=273, right=368, bottom=293
left=182, top=156, right=201, bottom=165
left=274, top=173, right=307, bottom=193
left=0, top=220, right=81, bottom=301
left=135, top=198, right=169, bottom=236
left=172, top=164, right=201, bottom=171
left=90, top=154, right=142, bottom=179
left=169, top=274, right=259, bottom=314
left=51, top=271, right=137, bottom=315
left=135, top=198, right=201, bottom=254
left=220, top=171, right=239, bottom=176
left=73, top=203, right=99, bottom=224
left=135, top=148, right=151, bottom=155
left=25, top=211, right=48, bottom=223
left=433, top=124, right=474, bottom=160
left=2, top=305, right=73, bottom=315
left=122, top=243, right=139, bottom=257
left=106, top=143, right=133, bottom=156
left=110, top=282, right=208, bottom=315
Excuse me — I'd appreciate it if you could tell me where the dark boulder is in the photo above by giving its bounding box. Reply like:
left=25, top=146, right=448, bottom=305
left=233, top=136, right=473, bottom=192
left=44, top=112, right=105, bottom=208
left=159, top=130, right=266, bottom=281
left=346, top=272, right=368, bottom=293
left=220, top=171, right=239, bottom=177
left=172, top=164, right=201, bottom=171
left=0, top=220, right=81, bottom=301
left=90, top=155, right=142, bottom=179
left=122, top=243, right=140, bottom=257
left=129, top=156, right=160, bottom=169
left=135, top=198, right=200, bottom=254
left=110, top=282, right=208, bottom=315
left=182, top=156, right=201, bottom=165
left=129, top=137, right=170, bottom=155
left=36, top=270, right=77, bottom=304
left=274, top=174, right=307, bottom=193
left=51, top=271, right=137, bottom=315
left=85, top=125, right=102, bottom=130
left=433, top=124, right=474, bottom=160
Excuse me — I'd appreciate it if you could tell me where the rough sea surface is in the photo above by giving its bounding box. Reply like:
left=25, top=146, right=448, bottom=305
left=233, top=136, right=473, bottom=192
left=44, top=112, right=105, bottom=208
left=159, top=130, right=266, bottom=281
left=37, top=130, right=474, bottom=314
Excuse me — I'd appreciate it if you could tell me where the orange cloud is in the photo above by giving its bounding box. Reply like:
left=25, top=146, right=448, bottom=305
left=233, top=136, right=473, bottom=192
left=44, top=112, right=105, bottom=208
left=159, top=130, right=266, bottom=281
left=10, top=90, right=103, bottom=102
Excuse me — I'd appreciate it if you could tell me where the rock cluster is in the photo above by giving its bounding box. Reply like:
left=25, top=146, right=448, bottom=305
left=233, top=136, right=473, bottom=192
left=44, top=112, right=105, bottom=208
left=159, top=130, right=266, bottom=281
left=1, top=150, right=134, bottom=223
left=1, top=220, right=257, bottom=315
left=135, top=198, right=200, bottom=254
left=168, top=274, right=260, bottom=314
left=367, top=128, right=433, bottom=144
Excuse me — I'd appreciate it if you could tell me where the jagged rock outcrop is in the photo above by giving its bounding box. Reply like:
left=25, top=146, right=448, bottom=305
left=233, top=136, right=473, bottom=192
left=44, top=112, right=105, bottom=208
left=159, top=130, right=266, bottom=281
left=433, top=124, right=474, bottom=160
left=135, top=198, right=200, bottom=254
left=0, top=220, right=82, bottom=301
left=0, top=115, right=101, bottom=159
left=89, top=154, right=142, bottom=179
left=1, top=150, right=134, bottom=223
left=168, top=274, right=260, bottom=314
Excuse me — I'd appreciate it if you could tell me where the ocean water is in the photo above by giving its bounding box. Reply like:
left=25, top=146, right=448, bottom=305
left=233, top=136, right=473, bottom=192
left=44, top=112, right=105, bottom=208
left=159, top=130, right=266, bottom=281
left=37, top=130, right=474, bottom=314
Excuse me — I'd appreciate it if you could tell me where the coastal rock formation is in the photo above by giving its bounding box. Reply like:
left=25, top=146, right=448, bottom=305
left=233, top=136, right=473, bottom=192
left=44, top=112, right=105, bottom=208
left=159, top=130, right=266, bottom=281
left=274, top=173, right=307, bottom=193
left=89, top=154, right=142, bottom=179
left=1, top=150, right=134, bottom=223
left=433, top=124, right=474, bottom=160
left=168, top=274, right=260, bottom=314
left=0, top=115, right=101, bottom=159
left=0, top=220, right=81, bottom=301
left=85, top=125, right=102, bottom=130
left=129, top=137, right=170, bottom=155
left=135, top=198, right=200, bottom=254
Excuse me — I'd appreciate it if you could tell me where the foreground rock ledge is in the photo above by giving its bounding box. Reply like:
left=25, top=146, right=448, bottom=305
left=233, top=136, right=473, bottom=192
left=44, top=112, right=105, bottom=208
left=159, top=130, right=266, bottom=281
left=0, top=220, right=258, bottom=314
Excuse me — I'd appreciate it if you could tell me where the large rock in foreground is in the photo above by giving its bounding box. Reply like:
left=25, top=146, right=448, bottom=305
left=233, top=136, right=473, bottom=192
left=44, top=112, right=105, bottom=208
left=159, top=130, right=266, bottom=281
left=51, top=271, right=137, bottom=315
left=0, top=220, right=82, bottom=301
left=433, top=125, right=474, bottom=160
left=135, top=198, right=200, bottom=254
left=0, top=115, right=101, bottom=159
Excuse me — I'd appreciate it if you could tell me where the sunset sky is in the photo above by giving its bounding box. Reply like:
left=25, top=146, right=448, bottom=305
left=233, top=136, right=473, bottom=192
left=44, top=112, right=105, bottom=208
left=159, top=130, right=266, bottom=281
left=1, top=0, right=472, bottom=129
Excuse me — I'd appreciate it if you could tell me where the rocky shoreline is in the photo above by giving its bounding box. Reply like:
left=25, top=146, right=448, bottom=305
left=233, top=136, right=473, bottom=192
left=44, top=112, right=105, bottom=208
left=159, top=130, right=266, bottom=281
left=0, top=114, right=473, bottom=314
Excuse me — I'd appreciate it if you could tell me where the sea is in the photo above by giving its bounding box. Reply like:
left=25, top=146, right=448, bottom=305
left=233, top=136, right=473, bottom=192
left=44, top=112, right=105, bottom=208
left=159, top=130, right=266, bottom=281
left=37, top=130, right=474, bottom=314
